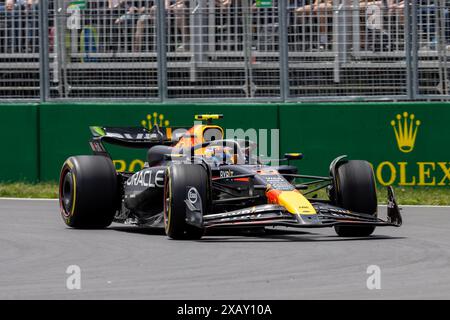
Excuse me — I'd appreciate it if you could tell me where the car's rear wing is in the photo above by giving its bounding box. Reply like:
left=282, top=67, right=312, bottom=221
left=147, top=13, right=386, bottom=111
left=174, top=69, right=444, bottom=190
left=89, top=125, right=179, bottom=156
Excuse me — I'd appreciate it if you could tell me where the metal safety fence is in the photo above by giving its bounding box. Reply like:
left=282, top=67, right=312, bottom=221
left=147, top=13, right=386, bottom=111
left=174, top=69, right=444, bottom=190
left=0, top=0, right=449, bottom=101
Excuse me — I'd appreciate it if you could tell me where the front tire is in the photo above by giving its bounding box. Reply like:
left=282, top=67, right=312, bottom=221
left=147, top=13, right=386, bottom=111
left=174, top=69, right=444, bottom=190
left=164, top=164, right=209, bottom=240
left=59, top=156, right=118, bottom=229
left=333, top=160, right=378, bottom=237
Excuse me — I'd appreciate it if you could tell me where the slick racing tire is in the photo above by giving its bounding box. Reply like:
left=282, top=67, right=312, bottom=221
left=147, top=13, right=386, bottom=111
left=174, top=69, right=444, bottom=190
left=333, top=160, right=378, bottom=237
left=59, top=156, right=118, bottom=229
left=164, top=164, right=209, bottom=240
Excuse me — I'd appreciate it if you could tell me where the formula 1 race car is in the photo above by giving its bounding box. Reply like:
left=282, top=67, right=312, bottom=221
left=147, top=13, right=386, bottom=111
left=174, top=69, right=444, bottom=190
left=59, top=114, right=402, bottom=240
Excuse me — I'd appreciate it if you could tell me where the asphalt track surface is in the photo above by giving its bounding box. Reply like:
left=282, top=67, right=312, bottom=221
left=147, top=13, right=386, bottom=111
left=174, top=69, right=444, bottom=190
left=0, top=199, right=449, bottom=300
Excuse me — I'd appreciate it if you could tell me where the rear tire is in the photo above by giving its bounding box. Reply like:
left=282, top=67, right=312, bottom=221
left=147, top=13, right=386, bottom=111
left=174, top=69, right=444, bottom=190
left=59, top=156, right=118, bottom=229
left=333, top=160, right=378, bottom=237
left=164, top=164, right=208, bottom=240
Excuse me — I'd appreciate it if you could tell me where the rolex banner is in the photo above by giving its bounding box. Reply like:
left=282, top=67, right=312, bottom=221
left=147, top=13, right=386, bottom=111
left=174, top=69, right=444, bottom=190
left=280, top=102, right=450, bottom=187
left=1, top=102, right=449, bottom=187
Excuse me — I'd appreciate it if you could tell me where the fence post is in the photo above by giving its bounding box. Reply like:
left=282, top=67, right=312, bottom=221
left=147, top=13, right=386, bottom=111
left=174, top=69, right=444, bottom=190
left=39, top=0, right=49, bottom=102
left=243, top=0, right=252, bottom=98
left=156, top=0, right=168, bottom=101
left=404, top=0, right=413, bottom=100
left=410, top=0, right=419, bottom=99
left=190, top=0, right=207, bottom=82
left=278, top=0, right=289, bottom=101
left=437, top=0, right=448, bottom=96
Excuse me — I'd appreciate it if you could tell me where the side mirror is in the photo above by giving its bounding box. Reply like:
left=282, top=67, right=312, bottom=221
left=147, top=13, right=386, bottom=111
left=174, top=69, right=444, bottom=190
left=284, top=153, right=303, bottom=161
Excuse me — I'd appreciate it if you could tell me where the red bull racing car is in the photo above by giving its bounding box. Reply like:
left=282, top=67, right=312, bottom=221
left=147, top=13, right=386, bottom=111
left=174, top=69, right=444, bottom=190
left=59, top=114, right=402, bottom=240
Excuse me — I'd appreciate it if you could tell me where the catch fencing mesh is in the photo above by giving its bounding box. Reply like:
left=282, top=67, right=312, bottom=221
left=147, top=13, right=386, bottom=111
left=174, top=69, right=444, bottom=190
left=0, top=0, right=450, bottom=100
left=0, top=1, right=40, bottom=99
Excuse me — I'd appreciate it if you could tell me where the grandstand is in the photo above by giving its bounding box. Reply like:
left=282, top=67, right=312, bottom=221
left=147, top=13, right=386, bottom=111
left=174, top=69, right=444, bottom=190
left=0, top=0, right=449, bottom=101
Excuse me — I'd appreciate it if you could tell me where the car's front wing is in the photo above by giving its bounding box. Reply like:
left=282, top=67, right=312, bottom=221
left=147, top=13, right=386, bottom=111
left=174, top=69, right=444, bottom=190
left=190, top=187, right=402, bottom=230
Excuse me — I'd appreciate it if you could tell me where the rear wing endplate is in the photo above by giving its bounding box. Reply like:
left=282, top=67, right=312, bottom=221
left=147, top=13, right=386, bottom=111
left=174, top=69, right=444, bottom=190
left=89, top=125, right=174, bottom=156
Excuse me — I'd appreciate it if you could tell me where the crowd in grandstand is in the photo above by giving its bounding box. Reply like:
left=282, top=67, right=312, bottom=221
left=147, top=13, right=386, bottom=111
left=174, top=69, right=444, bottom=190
left=0, top=0, right=449, bottom=54
left=0, top=0, right=40, bottom=53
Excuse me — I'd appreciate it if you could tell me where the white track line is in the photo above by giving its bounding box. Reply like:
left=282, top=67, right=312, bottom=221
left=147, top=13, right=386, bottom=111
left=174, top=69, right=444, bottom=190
left=381, top=204, right=450, bottom=208
left=0, top=198, right=449, bottom=208
left=0, top=197, right=57, bottom=201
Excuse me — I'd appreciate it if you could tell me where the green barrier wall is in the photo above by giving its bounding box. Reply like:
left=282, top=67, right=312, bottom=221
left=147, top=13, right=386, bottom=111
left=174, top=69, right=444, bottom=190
left=1, top=102, right=449, bottom=186
left=39, top=103, right=279, bottom=181
left=0, top=104, right=39, bottom=181
left=279, top=102, right=450, bottom=187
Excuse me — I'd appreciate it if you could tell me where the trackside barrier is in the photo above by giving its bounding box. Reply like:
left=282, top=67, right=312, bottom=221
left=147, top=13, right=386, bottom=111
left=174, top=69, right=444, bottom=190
left=37, top=103, right=279, bottom=181
left=0, top=102, right=450, bottom=188
left=0, top=104, right=39, bottom=181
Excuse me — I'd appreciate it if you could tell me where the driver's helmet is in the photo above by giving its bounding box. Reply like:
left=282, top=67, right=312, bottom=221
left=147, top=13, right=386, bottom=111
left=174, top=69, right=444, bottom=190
left=204, top=146, right=235, bottom=165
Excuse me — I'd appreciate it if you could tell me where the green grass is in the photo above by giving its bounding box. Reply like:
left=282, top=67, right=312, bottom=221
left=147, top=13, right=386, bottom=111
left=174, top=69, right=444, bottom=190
left=0, top=182, right=59, bottom=199
left=0, top=182, right=449, bottom=205
left=377, top=186, right=450, bottom=206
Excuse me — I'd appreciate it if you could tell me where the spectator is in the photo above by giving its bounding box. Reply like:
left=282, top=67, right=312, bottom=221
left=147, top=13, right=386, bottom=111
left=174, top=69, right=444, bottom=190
left=0, top=0, right=15, bottom=11
left=213, top=0, right=240, bottom=51
left=293, top=0, right=399, bottom=51
left=134, top=2, right=156, bottom=52
left=295, top=0, right=333, bottom=50
left=108, top=0, right=123, bottom=8
left=114, top=0, right=141, bottom=25
left=359, top=0, right=391, bottom=52
left=166, top=0, right=188, bottom=51
left=214, top=0, right=233, bottom=32
left=250, top=0, right=279, bottom=51
left=214, top=0, right=232, bottom=29
left=416, top=0, right=450, bottom=50
left=114, top=0, right=187, bottom=52
left=0, top=1, right=10, bottom=51
left=387, top=0, right=403, bottom=15
left=95, top=0, right=128, bottom=52
left=0, top=0, right=25, bottom=53
left=387, top=0, right=450, bottom=50
left=216, top=0, right=231, bottom=11
left=25, top=0, right=39, bottom=53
